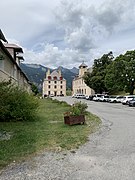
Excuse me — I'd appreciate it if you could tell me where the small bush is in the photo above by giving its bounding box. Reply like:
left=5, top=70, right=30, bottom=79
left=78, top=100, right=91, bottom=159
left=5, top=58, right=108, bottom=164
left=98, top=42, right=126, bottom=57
left=65, top=101, right=88, bottom=116
left=0, top=81, right=39, bottom=122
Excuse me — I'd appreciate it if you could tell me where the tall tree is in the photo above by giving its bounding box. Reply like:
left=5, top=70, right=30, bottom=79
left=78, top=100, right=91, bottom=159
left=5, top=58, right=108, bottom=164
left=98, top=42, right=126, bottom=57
left=83, top=51, right=114, bottom=93
left=105, top=50, right=135, bottom=95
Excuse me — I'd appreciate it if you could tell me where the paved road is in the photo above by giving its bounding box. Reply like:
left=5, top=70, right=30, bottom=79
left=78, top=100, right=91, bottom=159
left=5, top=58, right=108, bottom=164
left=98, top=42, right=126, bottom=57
left=54, top=96, right=135, bottom=179
left=1, top=96, right=135, bottom=180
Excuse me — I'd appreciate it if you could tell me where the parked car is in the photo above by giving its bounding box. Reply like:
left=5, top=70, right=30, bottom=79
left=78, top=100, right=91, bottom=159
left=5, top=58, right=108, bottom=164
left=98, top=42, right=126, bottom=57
left=99, top=95, right=110, bottom=102
left=76, top=94, right=86, bottom=99
left=85, top=95, right=95, bottom=100
left=108, top=95, right=124, bottom=103
left=115, top=96, right=124, bottom=103
left=122, top=95, right=135, bottom=105
left=108, top=96, right=117, bottom=103
left=85, top=95, right=90, bottom=100
left=93, top=94, right=103, bottom=101
left=128, top=97, right=135, bottom=107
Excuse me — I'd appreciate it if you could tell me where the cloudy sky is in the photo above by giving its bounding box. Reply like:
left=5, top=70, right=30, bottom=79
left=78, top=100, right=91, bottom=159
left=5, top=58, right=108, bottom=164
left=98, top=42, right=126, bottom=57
left=1, top=0, right=135, bottom=68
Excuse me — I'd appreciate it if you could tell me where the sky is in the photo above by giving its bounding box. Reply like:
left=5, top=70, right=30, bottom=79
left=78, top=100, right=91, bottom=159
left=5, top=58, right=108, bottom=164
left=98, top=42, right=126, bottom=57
left=1, top=0, right=135, bottom=68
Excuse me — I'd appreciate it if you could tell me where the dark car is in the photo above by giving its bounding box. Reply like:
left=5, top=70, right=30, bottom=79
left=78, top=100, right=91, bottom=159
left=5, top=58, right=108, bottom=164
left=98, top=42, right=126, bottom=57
left=129, top=97, right=135, bottom=107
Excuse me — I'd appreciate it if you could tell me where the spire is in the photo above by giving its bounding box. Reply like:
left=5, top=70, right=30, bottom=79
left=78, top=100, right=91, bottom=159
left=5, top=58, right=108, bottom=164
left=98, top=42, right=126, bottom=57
left=46, top=68, right=50, bottom=78
left=58, top=68, right=61, bottom=76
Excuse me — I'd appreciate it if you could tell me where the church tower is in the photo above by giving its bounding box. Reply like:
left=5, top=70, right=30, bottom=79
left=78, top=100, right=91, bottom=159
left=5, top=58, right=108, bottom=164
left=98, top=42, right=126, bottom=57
left=79, top=62, right=88, bottom=77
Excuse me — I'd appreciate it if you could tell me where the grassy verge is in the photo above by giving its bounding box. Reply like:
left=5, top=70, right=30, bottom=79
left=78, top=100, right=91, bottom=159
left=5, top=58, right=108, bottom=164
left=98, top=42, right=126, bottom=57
left=0, top=98, right=101, bottom=169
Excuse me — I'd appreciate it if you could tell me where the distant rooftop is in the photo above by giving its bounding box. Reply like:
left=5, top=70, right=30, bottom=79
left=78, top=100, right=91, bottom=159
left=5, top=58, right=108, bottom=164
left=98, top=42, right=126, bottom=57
left=4, top=43, right=23, bottom=53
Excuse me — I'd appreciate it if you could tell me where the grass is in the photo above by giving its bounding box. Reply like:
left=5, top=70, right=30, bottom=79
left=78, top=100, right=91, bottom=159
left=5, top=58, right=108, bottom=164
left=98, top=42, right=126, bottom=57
left=0, top=98, right=101, bottom=169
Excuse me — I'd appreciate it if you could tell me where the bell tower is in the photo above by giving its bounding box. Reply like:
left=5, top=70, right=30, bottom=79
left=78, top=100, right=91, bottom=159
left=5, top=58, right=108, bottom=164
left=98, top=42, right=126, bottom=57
left=79, top=62, right=88, bottom=77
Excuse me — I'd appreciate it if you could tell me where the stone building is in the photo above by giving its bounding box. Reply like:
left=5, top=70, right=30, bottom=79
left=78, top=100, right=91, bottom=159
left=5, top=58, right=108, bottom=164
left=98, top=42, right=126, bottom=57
left=0, top=29, right=31, bottom=93
left=42, top=69, right=66, bottom=97
left=72, top=62, right=94, bottom=96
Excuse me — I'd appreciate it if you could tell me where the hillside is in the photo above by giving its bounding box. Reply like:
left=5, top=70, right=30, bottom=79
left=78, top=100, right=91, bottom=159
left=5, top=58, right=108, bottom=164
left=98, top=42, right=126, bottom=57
left=20, top=63, right=78, bottom=92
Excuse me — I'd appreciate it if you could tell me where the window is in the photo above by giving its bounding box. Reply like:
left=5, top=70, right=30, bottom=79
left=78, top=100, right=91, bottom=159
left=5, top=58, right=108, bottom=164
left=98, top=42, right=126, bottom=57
left=48, top=76, right=51, bottom=80
left=0, top=55, right=4, bottom=61
left=48, top=81, right=51, bottom=84
left=48, top=91, right=50, bottom=95
left=61, top=81, right=62, bottom=84
left=53, top=76, right=57, bottom=80
left=61, top=86, right=62, bottom=89
left=54, top=81, right=57, bottom=84
left=48, top=85, right=50, bottom=89
left=54, top=85, right=57, bottom=89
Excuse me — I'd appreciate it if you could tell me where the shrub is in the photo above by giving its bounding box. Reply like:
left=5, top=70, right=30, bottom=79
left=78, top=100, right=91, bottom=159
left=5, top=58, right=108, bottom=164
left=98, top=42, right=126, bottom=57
left=64, top=101, right=88, bottom=116
left=0, top=81, right=39, bottom=122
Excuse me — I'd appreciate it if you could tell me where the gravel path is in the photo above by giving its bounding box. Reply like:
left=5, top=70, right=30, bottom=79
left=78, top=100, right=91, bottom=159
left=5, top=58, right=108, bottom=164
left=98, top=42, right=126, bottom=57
left=1, top=97, right=135, bottom=180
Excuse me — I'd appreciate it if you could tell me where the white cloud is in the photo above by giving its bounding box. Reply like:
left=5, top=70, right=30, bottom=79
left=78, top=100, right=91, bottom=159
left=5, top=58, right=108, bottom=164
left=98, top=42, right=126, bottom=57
left=23, top=43, right=91, bottom=68
left=1, top=0, right=61, bottom=46
left=56, top=0, right=135, bottom=51
left=1, top=0, right=135, bottom=68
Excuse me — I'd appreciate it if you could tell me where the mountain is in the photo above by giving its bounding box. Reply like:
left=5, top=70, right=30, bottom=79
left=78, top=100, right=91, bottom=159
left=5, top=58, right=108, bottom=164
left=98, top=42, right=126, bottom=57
left=20, top=63, right=78, bottom=92
left=69, top=67, right=79, bottom=74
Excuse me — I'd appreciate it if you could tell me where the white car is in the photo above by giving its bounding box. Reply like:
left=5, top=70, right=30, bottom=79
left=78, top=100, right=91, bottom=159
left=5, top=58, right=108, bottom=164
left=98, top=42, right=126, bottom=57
left=108, top=96, right=117, bottom=103
left=99, top=95, right=110, bottom=102
left=122, top=95, right=135, bottom=105
left=76, top=94, right=86, bottom=99
left=85, top=95, right=90, bottom=100
left=115, top=96, right=124, bottom=103
left=108, top=96, right=124, bottom=103
left=93, top=94, right=103, bottom=101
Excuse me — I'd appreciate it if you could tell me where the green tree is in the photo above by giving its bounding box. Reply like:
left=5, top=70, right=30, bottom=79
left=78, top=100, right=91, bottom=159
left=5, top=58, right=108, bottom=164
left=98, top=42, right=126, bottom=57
left=83, top=51, right=114, bottom=93
left=31, top=83, right=39, bottom=95
left=66, top=88, right=72, bottom=96
left=105, top=50, right=135, bottom=95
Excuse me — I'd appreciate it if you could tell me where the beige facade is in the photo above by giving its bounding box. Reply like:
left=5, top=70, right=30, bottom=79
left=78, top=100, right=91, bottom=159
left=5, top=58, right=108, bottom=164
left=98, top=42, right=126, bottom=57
left=43, top=69, right=66, bottom=97
left=0, top=30, right=31, bottom=93
left=72, top=62, right=94, bottom=96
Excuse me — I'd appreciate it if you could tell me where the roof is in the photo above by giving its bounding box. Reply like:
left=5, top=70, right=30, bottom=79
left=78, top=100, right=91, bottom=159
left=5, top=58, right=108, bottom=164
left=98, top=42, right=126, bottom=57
left=16, top=54, right=24, bottom=61
left=4, top=43, right=23, bottom=53
left=79, top=62, right=88, bottom=68
left=46, top=70, right=65, bottom=80
left=0, top=41, right=29, bottom=82
left=0, top=29, right=8, bottom=42
left=50, top=70, right=59, bottom=77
